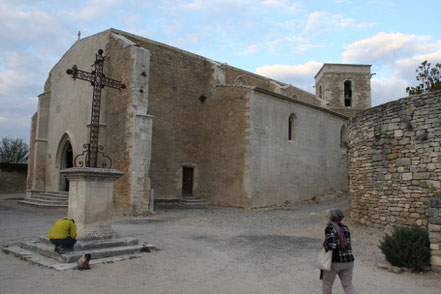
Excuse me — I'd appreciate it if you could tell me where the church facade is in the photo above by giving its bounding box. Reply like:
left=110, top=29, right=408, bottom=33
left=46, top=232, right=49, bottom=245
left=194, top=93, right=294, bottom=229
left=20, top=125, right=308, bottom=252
left=26, top=29, right=371, bottom=214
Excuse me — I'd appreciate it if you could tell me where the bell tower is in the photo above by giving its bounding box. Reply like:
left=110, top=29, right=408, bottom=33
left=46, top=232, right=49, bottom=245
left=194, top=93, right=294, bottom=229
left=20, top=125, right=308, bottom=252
left=314, top=63, right=372, bottom=116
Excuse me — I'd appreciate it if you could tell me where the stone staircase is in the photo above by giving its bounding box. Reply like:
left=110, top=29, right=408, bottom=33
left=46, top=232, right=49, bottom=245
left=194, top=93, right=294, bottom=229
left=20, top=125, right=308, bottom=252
left=18, top=191, right=69, bottom=208
left=180, top=195, right=208, bottom=208
left=3, top=235, right=157, bottom=270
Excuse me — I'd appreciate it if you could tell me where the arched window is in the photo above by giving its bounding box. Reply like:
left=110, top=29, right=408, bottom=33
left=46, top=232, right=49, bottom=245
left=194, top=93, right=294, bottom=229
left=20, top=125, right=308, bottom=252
left=234, top=75, right=248, bottom=86
left=344, top=80, right=352, bottom=107
left=288, top=113, right=297, bottom=141
left=319, top=85, right=322, bottom=98
left=340, top=125, right=348, bottom=148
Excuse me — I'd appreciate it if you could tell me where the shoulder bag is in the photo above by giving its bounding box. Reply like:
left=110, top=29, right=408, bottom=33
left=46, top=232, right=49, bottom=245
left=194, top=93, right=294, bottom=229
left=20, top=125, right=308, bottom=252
left=317, top=248, right=332, bottom=271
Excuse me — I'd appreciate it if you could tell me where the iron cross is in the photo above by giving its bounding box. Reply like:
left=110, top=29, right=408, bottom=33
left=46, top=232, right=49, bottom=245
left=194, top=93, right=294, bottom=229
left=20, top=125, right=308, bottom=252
left=66, top=49, right=126, bottom=168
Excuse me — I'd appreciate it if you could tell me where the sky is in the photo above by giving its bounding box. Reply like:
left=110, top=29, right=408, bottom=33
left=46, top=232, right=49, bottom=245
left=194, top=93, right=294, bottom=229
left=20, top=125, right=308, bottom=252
left=1, top=0, right=441, bottom=141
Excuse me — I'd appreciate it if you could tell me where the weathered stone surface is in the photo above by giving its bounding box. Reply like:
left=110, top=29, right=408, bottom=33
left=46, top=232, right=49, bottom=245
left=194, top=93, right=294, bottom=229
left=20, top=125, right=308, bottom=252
left=348, top=91, right=441, bottom=229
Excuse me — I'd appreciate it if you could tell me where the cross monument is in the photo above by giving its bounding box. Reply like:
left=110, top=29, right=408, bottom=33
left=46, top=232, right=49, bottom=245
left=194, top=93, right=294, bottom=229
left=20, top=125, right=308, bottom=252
left=66, top=49, right=126, bottom=168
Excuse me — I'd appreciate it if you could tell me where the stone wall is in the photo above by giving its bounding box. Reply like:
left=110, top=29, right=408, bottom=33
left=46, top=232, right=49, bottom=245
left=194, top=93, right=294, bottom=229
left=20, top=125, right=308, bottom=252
left=0, top=163, right=27, bottom=194
left=348, top=90, right=441, bottom=227
left=429, top=198, right=441, bottom=270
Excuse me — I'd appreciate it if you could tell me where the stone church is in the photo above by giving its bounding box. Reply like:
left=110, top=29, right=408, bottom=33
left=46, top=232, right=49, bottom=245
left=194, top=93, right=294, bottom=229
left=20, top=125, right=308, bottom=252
left=26, top=28, right=372, bottom=215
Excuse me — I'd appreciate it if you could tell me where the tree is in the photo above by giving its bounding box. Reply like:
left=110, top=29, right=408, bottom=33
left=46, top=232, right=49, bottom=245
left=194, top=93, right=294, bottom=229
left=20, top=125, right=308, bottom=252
left=406, top=60, right=441, bottom=95
left=0, top=137, right=29, bottom=163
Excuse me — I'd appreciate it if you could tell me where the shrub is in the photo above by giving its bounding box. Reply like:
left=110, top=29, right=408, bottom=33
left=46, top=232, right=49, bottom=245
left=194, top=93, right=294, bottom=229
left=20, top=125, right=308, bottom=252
left=379, top=226, right=431, bottom=272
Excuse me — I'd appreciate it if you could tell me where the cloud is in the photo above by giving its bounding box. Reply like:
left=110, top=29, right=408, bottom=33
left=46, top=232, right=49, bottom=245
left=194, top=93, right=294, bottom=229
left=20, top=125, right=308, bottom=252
left=341, top=32, right=441, bottom=105
left=236, top=10, right=377, bottom=57
left=301, top=11, right=377, bottom=38
left=342, top=32, right=436, bottom=65
left=371, top=76, right=408, bottom=106
left=255, top=61, right=323, bottom=92
left=260, top=0, right=302, bottom=13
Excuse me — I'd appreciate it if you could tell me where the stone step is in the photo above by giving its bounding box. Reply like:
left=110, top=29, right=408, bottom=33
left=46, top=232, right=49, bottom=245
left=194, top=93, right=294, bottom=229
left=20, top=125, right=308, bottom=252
left=27, top=197, right=68, bottom=204
left=3, top=246, right=144, bottom=271
left=180, top=196, right=208, bottom=208
left=38, top=236, right=139, bottom=251
left=45, top=191, right=69, bottom=195
left=34, top=194, right=69, bottom=201
left=181, top=199, right=205, bottom=204
left=21, top=240, right=155, bottom=263
left=17, top=200, right=68, bottom=208
left=41, top=191, right=69, bottom=196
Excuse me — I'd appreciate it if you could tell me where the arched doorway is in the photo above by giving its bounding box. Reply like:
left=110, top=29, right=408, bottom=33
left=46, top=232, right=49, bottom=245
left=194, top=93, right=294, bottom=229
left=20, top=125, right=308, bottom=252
left=60, top=141, right=73, bottom=191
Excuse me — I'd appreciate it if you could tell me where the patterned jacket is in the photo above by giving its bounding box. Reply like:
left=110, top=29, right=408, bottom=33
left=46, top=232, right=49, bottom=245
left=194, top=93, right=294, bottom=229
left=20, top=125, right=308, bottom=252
left=323, top=222, right=355, bottom=263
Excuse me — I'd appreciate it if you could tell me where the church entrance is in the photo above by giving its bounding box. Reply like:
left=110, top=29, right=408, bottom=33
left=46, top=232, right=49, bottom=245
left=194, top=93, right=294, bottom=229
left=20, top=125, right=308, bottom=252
left=182, top=166, right=194, bottom=196
left=60, top=141, right=73, bottom=191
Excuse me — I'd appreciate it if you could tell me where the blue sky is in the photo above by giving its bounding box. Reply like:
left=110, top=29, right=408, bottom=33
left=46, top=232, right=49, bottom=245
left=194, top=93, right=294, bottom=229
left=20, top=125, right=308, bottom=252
left=1, top=0, right=441, bottom=141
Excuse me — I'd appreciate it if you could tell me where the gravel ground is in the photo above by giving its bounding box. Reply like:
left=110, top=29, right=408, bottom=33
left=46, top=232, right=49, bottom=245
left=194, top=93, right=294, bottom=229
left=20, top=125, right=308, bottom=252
left=0, top=193, right=440, bottom=294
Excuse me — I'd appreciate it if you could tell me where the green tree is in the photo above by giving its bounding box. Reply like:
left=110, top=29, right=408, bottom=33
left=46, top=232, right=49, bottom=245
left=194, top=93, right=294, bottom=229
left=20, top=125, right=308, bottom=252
left=0, top=137, right=29, bottom=163
left=406, top=60, right=441, bottom=95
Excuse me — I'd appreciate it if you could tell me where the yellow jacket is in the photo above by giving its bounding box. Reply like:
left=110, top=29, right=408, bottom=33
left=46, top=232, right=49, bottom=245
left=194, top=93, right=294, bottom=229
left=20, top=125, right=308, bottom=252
left=48, top=217, right=77, bottom=239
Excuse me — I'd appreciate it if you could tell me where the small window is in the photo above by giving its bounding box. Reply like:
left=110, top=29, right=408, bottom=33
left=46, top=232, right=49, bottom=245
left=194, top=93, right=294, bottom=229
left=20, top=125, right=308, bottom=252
left=344, top=80, right=352, bottom=107
left=319, top=85, right=322, bottom=98
left=289, top=113, right=297, bottom=141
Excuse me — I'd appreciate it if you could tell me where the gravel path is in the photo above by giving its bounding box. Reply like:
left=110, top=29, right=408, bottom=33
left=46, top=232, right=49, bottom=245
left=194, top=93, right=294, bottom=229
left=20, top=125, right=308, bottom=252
left=0, top=193, right=439, bottom=294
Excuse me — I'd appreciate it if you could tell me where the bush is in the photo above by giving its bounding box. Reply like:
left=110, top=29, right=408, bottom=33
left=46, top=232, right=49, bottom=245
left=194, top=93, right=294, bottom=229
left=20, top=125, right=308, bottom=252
left=379, top=226, right=431, bottom=272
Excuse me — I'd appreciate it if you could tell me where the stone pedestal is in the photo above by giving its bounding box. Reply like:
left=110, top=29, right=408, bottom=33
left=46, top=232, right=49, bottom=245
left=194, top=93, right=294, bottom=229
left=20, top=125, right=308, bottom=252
left=60, top=167, right=123, bottom=240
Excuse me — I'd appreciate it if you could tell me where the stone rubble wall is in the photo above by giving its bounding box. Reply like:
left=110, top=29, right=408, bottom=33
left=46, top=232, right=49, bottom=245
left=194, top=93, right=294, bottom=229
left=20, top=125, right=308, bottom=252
left=429, top=198, right=441, bottom=269
left=348, top=90, right=441, bottom=227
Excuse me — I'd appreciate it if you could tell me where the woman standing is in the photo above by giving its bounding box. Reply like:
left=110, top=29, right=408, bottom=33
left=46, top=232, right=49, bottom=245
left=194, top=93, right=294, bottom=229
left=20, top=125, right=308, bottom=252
left=322, top=208, right=356, bottom=294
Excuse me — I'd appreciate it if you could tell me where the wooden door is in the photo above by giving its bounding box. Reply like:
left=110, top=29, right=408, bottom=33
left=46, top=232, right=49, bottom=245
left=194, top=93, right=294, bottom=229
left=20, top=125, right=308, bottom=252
left=182, top=167, right=194, bottom=196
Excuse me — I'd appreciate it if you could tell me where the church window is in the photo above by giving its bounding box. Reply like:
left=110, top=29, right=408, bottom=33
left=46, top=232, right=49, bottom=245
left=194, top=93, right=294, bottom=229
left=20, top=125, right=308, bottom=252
left=319, top=85, right=322, bottom=98
left=344, top=80, right=352, bottom=107
left=288, top=113, right=297, bottom=141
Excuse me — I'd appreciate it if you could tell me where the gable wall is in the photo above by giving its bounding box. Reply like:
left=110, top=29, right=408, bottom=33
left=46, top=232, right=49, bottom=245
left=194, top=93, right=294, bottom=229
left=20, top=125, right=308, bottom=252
left=44, top=33, right=110, bottom=192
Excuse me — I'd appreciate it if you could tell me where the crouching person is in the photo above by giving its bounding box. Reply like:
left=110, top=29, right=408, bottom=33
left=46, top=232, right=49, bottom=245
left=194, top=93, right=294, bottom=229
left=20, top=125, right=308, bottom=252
left=48, top=217, right=77, bottom=254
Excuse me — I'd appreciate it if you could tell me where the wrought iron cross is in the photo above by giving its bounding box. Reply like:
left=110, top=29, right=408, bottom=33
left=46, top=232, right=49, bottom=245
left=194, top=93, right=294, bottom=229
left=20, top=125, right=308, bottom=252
left=66, top=49, right=126, bottom=168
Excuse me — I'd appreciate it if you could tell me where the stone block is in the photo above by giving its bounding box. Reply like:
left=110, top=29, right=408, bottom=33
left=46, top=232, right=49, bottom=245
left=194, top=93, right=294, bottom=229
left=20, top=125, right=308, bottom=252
left=397, top=158, right=411, bottom=166
left=398, top=137, right=410, bottom=145
left=431, top=244, right=440, bottom=250
left=430, top=234, right=441, bottom=243
left=430, top=198, right=441, bottom=208
left=427, top=208, right=439, bottom=218
left=402, top=173, right=413, bottom=180
left=413, top=172, right=430, bottom=180
left=432, top=255, right=441, bottom=267
left=426, top=180, right=440, bottom=189
left=394, top=130, right=403, bottom=137
left=428, top=223, right=441, bottom=232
